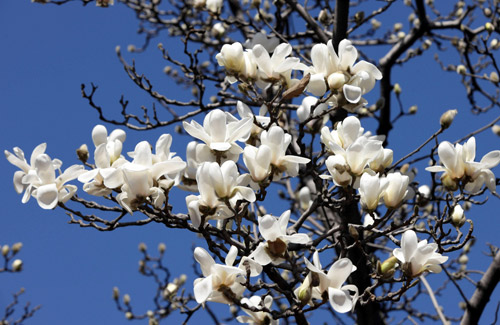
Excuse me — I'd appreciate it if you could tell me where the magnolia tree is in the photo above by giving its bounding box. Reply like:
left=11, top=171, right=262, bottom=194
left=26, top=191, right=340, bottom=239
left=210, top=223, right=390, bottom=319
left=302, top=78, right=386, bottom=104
left=4, top=0, right=500, bottom=324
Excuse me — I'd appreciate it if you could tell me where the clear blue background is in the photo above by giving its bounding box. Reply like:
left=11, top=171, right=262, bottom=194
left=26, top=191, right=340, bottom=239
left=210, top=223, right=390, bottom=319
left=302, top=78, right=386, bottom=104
left=1, top=0, right=499, bottom=324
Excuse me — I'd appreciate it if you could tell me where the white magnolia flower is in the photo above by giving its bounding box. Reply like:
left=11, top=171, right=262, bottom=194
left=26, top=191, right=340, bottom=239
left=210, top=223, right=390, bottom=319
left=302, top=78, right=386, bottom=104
left=393, top=230, right=448, bottom=277
left=301, top=251, right=358, bottom=313
left=183, top=109, right=253, bottom=155
left=206, top=0, right=222, bottom=13
left=5, top=143, right=49, bottom=195
left=22, top=154, right=84, bottom=209
left=297, top=96, right=329, bottom=126
left=244, top=31, right=280, bottom=53
left=359, top=173, right=388, bottom=211
left=237, top=295, right=278, bottom=325
left=250, top=211, right=311, bottom=265
left=113, top=141, right=186, bottom=213
left=298, top=186, right=313, bottom=210
left=91, top=124, right=126, bottom=163
left=193, top=246, right=261, bottom=304
left=383, top=172, right=410, bottom=208
left=186, top=161, right=255, bottom=228
left=299, top=39, right=382, bottom=104
left=369, top=148, right=393, bottom=173
left=320, top=116, right=383, bottom=153
left=326, top=136, right=383, bottom=179
left=426, top=137, right=500, bottom=192
left=321, top=155, right=353, bottom=187
left=259, top=126, right=310, bottom=178
left=216, top=43, right=257, bottom=83
left=243, top=144, right=272, bottom=183
left=251, top=43, right=300, bottom=89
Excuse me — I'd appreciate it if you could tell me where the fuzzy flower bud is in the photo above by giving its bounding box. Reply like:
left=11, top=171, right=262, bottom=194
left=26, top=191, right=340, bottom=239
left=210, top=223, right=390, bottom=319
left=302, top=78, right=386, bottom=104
left=158, top=243, right=166, bottom=254
left=12, top=259, right=23, bottom=272
left=113, top=287, right=120, bottom=300
left=123, top=294, right=131, bottom=305
left=440, top=109, right=458, bottom=129
left=451, top=205, right=466, bottom=228
left=456, top=65, right=466, bottom=75
left=11, top=242, right=22, bottom=254
left=76, top=144, right=89, bottom=163
left=2, top=245, right=9, bottom=256
left=492, top=125, right=500, bottom=136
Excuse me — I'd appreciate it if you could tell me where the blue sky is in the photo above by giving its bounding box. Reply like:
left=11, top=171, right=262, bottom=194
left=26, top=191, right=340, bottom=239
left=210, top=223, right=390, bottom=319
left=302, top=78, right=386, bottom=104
left=1, top=0, right=499, bottom=324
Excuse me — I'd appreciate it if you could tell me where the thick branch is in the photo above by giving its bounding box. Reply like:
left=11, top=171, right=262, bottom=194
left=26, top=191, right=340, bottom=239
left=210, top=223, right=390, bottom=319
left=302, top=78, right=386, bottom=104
left=461, top=250, right=500, bottom=324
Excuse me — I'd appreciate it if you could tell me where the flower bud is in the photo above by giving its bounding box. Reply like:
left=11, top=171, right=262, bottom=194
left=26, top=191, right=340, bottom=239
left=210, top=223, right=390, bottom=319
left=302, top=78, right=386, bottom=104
left=393, top=83, right=402, bottom=95
left=491, top=125, right=500, bottom=136
left=484, top=8, right=492, bottom=17
left=178, top=274, right=187, bottom=285
left=2, top=245, right=9, bottom=256
left=490, top=38, right=499, bottom=49
left=163, top=283, right=178, bottom=299
left=127, top=44, right=136, bottom=52
left=440, top=109, right=458, bottom=129
left=451, top=205, right=466, bottom=228
left=76, top=144, right=89, bottom=163
left=371, top=18, right=381, bottom=30
left=113, top=287, right=120, bottom=300
left=138, top=242, right=147, bottom=252
left=408, top=105, right=418, bottom=114
left=11, top=242, right=22, bottom=254
left=125, top=312, right=133, bottom=319
left=379, top=256, right=398, bottom=279
left=296, top=275, right=312, bottom=306
left=404, top=0, right=411, bottom=6
left=485, top=22, right=494, bottom=33
left=490, top=71, right=499, bottom=83
left=318, top=9, right=329, bottom=25
left=12, top=259, right=23, bottom=272
left=394, top=23, right=403, bottom=32
left=458, top=254, right=469, bottom=264
left=123, top=294, right=131, bottom=305
left=422, top=39, right=432, bottom=50
left=158, top=243, right=166, bottom=254
left=456, top=65, right=466, bottom=75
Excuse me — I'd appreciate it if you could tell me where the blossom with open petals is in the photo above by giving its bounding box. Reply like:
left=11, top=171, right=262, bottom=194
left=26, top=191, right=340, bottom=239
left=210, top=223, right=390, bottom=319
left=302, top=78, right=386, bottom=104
left=216, top=43, right=257, bottom=83
left=426, top=137, right=500, bottom=192
left=298, top=39, right=382, bottom=106
left=251, top=43, right=300, bottom=89
left=359, top=173, right=388, bottom=211
left=186, top=161, right=255, bottom=228
left=237, top=295, right=278, bottom=325
left=393, top=230, right=448, bottom=277
left=183, top=109, right=253, bottom=156
left=250, top=211, right=311, bottom=265
left=259, top=126, right=310, bottom=178
left=5, top=143, right=49, bottom=195
left=193, top=246, right=261, bottom=304
left=21, top=154, right=84, bottom=209
left=300, top=251, right=358, bottom=313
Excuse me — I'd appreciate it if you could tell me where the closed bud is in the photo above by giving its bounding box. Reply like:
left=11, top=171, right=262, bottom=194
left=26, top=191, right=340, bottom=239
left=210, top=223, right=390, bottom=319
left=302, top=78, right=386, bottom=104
left=492, top=124, right=500, bottom=136
left=440, top=109, right=458, bottom=129
left=490, top=71, right=499, bottom=83
left=409, top=105, right=418, bottom=114
left=158, top=243, right=166, bottom=254
left=404, top=0, right=411, bottom=5
left=125, top=312, right=133, bottom=319
left=451, top=205, right=466, bottom=228
left=2, top=245, right=9, bottom=256
left=371, top=18, right=381, bottom=30
left=318, top=9, right=329, bottom=25
left=394, top=23, right=403, bottom=32
left=115, top=45, right=121, bottom=54
left=11, top=242, right=22, bottom=254
left=393, top=83, right=402, bottom=95
left=127, top=44, right=136, bottom=52
left=163, top=66, right=172, bottom=74
left=397, top=31, right=406, bottom=39
left=354, top=11, right=365, bottom=24
left=456, top=65, right=466, bottom=75
left=12, top=259, right=23, bottom=272
left=76, top=144, right=89, bottom=163
left=422, top=39, right=432, bottom=50
left=178, top=274, right=187, bottom=285
left=296, top=275, right=312, bottom=306
left=149, top=317, right=159, bottom=325
left=113, top=287, right=120, bottom=300
left=459, top=301, right=467, bottom=310
left=138, top=242, right=147, bottom=252
left=485, top=22, right=494, bottom=33
left=484, top=8, right=492, bottom=17
left=490, top=38, right=499, bottom=49
left=123, top=294, right=131, bottom=305
left=379, top=256, right=398, bottom=277
left=458, top=254, right=469, bottom=264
